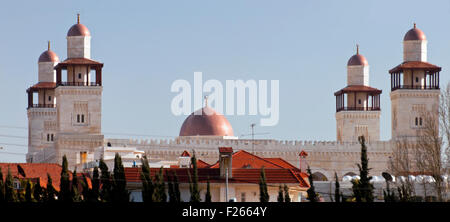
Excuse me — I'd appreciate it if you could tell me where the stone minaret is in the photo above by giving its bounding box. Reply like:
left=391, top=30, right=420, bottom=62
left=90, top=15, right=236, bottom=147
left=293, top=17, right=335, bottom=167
left=26, top=42, right=60, bottom=163
left=52, top=14, right=104, bottom=169
left=335, top=45, right=382, bottom=143
left=390, top=24, right=441, bottom=140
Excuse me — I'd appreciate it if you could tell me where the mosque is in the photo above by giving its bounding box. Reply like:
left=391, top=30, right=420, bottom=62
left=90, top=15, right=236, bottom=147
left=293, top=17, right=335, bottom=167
left=26, top=16, right=441, bottom=181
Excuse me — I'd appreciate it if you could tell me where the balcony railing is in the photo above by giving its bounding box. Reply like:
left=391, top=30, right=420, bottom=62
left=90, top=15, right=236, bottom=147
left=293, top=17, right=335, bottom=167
left=58, top=82, right=99, bottom=86
left=336, top=107, right=380, bottom=112
left=392, top=85, right=439, bottom=91
left=29, top=104, right=56, bottom=108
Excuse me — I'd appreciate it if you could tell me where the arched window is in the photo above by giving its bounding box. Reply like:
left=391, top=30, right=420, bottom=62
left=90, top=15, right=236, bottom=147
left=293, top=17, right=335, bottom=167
left=312, top=172, right=328, bottom=181
left=415, top=117, right=418, bottom=126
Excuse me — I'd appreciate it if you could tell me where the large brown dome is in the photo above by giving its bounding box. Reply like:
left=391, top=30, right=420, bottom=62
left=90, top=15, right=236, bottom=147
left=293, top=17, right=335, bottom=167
left=179, top=106, right=234, bottom=137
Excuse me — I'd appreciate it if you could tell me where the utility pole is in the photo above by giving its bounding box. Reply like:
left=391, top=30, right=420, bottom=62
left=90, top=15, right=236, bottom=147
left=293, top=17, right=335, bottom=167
left=226, top=166, right=228, bottom=201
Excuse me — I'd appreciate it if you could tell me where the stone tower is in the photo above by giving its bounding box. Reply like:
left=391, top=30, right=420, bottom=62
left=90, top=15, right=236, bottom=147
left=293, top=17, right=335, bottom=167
left=335, top=45, right=382, bottom=143
left=26, top=42, right=59, bottom=163
left=27, top=15, right=104, bottom=169
left=390, top=24, right=441, bottom=140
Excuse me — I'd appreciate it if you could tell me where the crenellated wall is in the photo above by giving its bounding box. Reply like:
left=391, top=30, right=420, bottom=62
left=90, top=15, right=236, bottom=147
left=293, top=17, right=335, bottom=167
left=104, top=137, right=394, bottom=180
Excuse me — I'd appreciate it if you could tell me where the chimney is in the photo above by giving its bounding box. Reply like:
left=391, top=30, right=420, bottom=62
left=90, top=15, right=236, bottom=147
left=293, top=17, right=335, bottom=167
left=299, top=150, right=308, bottom=172
left=219, top=147, right=233, bottom=178
left=178, top=150, right=191, bottom=168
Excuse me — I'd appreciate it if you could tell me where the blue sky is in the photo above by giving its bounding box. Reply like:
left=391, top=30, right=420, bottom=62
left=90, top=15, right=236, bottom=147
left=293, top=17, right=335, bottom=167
left=1, top=0, right=450, bottom=162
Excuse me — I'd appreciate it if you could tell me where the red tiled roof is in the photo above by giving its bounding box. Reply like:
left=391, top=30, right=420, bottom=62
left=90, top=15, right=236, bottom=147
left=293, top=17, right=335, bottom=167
left=264, top=158, right=298, bottom=169
left=0, top=163, right=92, bottom=191
left=28, top=82, right=56, bottom=91
left=0, top=163, right=62, bottom=191
left=218, top=147, right=233, bottom=153
left=54, top=58, right=103, bottom=69
left=299, top=150, right=308, bottom=157
left=389, top=61, right=441, bottom=73
left=180, top=150, right=190, bottom=157
left=196, top=159, right=210, bottom=168
left=334, top=85, right=382, bottom=96
left=208, top=150, right=295, bottom=169
left=124, top=167, right=308, bottom=188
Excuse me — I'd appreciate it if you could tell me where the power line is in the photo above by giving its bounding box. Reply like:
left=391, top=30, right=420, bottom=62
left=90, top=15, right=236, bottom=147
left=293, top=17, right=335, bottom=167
left=0, top=134, right=28, bottom=139
left=0, top=151, right=26, bottom=156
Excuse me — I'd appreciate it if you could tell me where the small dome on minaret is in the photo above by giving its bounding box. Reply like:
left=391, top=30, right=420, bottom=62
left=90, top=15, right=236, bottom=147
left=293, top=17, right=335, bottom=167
left=67, top=14, right=91, bottom=36
left=403, top=23, right=426, bottom=41
left=38, top=41, right=59, bottom=63
left=347, top=45, right=368, bottom=66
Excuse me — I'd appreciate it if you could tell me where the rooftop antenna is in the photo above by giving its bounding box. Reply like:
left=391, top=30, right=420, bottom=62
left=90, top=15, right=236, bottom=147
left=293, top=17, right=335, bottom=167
left=251, top=123, right=256, bottom=164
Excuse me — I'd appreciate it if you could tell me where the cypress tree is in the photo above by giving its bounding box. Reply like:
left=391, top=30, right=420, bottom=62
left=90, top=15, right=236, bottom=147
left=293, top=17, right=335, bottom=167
left=168, top=174, right=175, bottom=202
left=90, top=166, right=100, bottom=202
left=153, top=167, right=167, bottom=202
left=72, top=168, right=81, bottom=202
left=25, top=179, right=33, bottom=202
left=334, top=172, right=341, bottom=203
left=306, top=166, right=317, bottom=202
left=81, top=174, right=90, bottom=202
left=352, top=136, right=374, bottom=202
left=189, top=153, right=200, bottom=202
left=33, top=180, right=43, bottom=202
left=45, top=173, right=57, bottom=202
left=99, top=158, right=112, bottom=202
left=5, top=167, right=18, bottom=202
left=173, top=172, right=181, bottom=203
left=0, top=167, right=5, bottom=202
left=205, top=179, right=212, bottom=202
left=277, top=185, right=284, bottom=202
left=140, top=155, right=154, bottom=202
left=112, top=153, right=129, bottom=202
left=59, top=155, right=71, bottom=202
left=259, top=167, right=269, bottom=202
left=283, top=184, right=291, bottom=202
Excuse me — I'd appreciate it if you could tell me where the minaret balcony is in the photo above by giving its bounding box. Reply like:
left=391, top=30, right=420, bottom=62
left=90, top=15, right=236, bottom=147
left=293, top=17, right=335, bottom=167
left=28, top=104, right=56, bottom=109
left=336, top=107, right=380, bottom=112
left=391, top=85, right=439, bottom=91
left=58, top=82, right=100, bottom=87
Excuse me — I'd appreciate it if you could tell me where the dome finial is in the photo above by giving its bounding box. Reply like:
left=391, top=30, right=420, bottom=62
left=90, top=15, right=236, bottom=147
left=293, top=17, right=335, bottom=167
left=48, top=41, right=50, bottom=51
left=414, top=22, right=416, bottom=29
left=204, top=95, right=209, bottom=107
left=77, top=13, right=80, bottom=24
left=356, top=44, right=359, bottom=55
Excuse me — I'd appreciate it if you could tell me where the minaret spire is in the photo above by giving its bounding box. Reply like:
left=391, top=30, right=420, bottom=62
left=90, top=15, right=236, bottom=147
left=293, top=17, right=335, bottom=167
left=77, top=13, right=80, bottom=24
left=356, top=44, right=359, bottom=55
left=48, top=41, right=50, bottom=51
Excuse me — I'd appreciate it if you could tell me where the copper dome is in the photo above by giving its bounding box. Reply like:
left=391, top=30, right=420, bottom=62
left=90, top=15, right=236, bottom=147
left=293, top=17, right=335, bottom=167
left=347, top=54, right=368, bottom=66
left=404, top=24, right=426, bottom=41
left=179, top=106, right=234, bottom=137
left=67, top=23, right=91, bottom=36
left=38, top=50, right=59, bottom=63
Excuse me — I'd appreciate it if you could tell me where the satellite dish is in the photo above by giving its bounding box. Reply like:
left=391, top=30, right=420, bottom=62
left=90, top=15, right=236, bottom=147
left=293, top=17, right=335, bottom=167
left=382, top=172, right=392, bottom=182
